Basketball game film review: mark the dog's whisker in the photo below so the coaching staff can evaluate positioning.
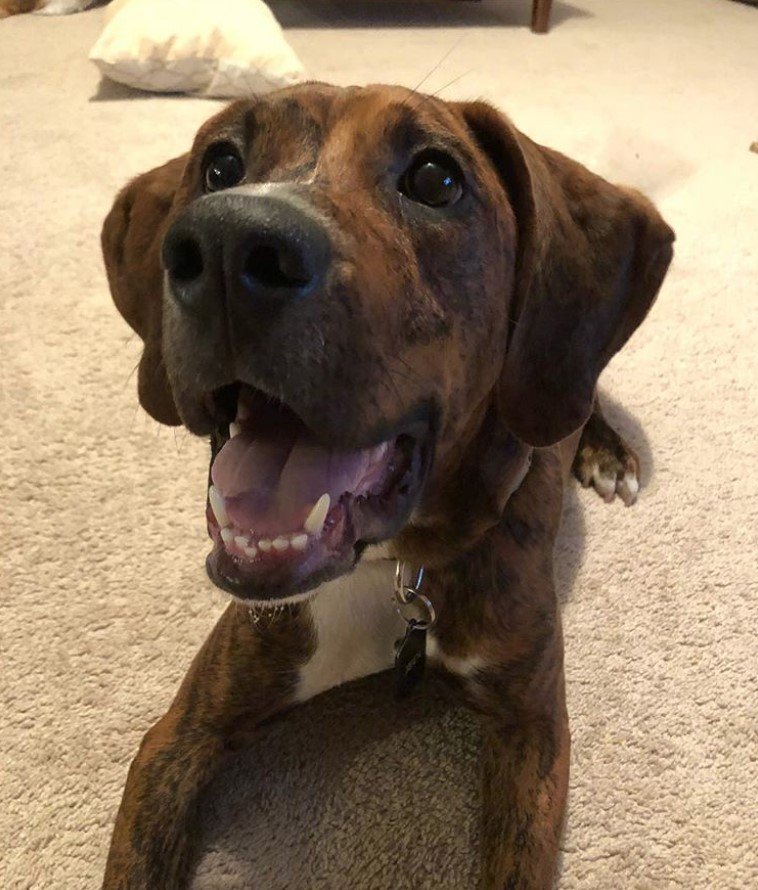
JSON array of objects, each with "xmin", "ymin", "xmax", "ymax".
[
  {"xmin": 123, "ymin": 360, "xmax": 140, "ymax": 389},
  {"xmin": 404, "ymin": 38, "xmax": 466, "ymax": 105},
  {"xmin": 408, "ymin": 70, "xmax": 473, "ymax": 112},
  {"xmin": 390, "ymin": 354, "xmax": 424, "ymax": 386},
  {"xmin": 172, "ymin": 427, "xmax": 191, "ymax": 454},
  {"xmin": 378, "ymin": 367, "xmax": 409, "ymax": 416},
  {"xmin": 385, "ymin": 366, "xmax": 417, "ymax": 384}
]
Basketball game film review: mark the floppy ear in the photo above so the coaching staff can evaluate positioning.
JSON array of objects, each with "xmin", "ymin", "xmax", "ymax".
[
  {"xmin": 457, "ymin": 102, "xmax": 675, "ymax": 447},
  {"xmin": 102, "ymin": 154, "xmax": 188, "ymax": 426}
]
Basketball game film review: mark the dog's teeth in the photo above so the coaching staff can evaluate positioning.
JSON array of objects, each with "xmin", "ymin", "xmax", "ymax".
[
  {"xmin": 208, "ymin": 485, "xmax": 230, "ymax": 528},
  {"xmin": 244, "ymin": 545, "xmax": 258, "ymax": 558},
  {"xmin": 229, "ymin": 422, "xmax": 241, "ymax": 439},
  {"xmin": 236, "ymin": 402, "xmax": 249, "ymax": 422},
  {"xmin": 291, "ymin": 534, "xmax": 309, "ymax": 551},
  {"xmin": 258, "ymin": 539, "xmax": 272, "ymax": 552},
  {"xmin": 234, "ymin": 535, "xmax": 250, "ymax": 548},
  {"xmin": 272, "ymin": 536, "xmax": 289, "ymax": 551},
  {"xmin": 220, "ymin": 528, "xmax": 235, "ymax": 545},
  {"xmin": 304, "ymin": 493, "xmax": 330, "ymax": 535}
]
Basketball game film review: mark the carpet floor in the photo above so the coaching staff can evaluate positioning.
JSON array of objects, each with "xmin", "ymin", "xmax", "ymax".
[{"xmin": 1, "ymin": 0, "xmax": 756, "ymax": 887}]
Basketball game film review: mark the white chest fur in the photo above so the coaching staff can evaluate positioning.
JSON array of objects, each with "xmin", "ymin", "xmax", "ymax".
[{"xmin": 295, "ymin": 560, "xmax": 405, "ymax": 703}]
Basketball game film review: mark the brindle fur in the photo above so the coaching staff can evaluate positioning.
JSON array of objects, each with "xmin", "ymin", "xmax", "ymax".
[{"xmin": 100, "ymin": 84, "xmax": 674, "ymax": 889}]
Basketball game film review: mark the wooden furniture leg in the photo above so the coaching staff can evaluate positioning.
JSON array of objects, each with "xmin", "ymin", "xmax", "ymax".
[{"xmin": 531, "ymin": 0, "xmax": 553, "ymax": 33}]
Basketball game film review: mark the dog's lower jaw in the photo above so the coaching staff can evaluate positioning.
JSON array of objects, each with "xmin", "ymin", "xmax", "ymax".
[
  {"xmin": 230, "ymin": 535, "xmax": 397, "ymax": 615},
  {"xmin": 232, "ymin": 589, "xmax": 319, "ymax": 614}
]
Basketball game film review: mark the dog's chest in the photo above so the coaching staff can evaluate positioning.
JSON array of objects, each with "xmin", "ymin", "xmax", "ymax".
[
  {"xmin": 295, "ymin": 560, "xmax": 403, "ymax": 702},
  {"xmin": 295, "ymin": 556, "xmax": 486, "ymax": 703}
]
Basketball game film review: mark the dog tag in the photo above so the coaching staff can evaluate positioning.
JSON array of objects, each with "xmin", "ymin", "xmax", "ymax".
[{"xmin": 394, "ymin": 620, "xmax": 427, "ymax": 698}]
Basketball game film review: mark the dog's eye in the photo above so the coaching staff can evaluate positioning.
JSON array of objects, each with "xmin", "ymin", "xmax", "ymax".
[
  {"xmin": 401, "ymin": 152, "xmax": 464, "ymax": 208},
  {"xmin": 204, "ymin": 145, "xmax": 245, "ymax": 193}
]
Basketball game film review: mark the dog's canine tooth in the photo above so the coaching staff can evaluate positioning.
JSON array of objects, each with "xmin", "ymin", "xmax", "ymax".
[
  {"xmin": 304, "ymin": 493, "xmax": 330, "ymax": 535},
  {"xmin": 258, "ymin": 539, "xmax": 272, "ymax": 552},
  {"xmin": 272, "ymin": 537, "xmax": 289, "ymax": 551},
  {"xmin": 229, "ymin": 422, "xmax": 241, "ymax": 439},
  {"xmin": 220, "ymin": 528, "xmax": 235, "ymax": 545},
  {"xmin": 234, "ymin": 534, "xmax": 250, "ymax": 548},
  {"xmin": 291, "ymin": 534, "xmax": 309, "ymax": 551},
  {"xmin": 208, "ymin": 485, "xmax": 230, "ymax": 528}
]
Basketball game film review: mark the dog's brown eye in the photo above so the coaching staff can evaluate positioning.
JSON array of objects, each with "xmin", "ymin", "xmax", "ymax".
[
  {"xmin": 402, "ymin": 152, "xmax": 463, "ymax": 208},
  {"xmin": 204, "ymin": 146, "xmax": 245, "ymax": 193}
]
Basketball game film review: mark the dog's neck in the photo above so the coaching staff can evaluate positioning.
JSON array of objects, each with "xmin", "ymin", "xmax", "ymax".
[{"xmin": 393, "ymin": 432, "xmax": 534, "ymax": 570}]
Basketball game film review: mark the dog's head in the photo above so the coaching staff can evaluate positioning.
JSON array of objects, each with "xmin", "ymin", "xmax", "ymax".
[{"xmin": 102, "ymin": 83, "xmax": 673, "ymax": 601}]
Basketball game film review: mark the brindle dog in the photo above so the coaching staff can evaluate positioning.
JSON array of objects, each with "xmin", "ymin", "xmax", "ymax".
[{"xmin": 100, "ymin": 83, "xmax": 674, "ymax": 889}]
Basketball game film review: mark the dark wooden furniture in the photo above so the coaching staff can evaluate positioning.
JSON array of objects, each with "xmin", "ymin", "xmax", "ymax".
[{"xmin": 532, "ymin": 0, "xmax": 553, "ymax": 33}]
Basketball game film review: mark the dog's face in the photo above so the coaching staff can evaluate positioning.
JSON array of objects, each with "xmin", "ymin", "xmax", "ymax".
[
  {"xmin": 103, "ymin": 83, "xmax": 673, "ymax": 601},
  {"xmin": 162, "ymin": 85, "xmax": 518, "ymax": 599}
]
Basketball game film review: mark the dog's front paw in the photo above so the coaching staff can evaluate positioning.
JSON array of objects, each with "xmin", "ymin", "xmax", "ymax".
[{"xmin": 573, "ymin": 416, "xmax": 640, "ymax": 506}]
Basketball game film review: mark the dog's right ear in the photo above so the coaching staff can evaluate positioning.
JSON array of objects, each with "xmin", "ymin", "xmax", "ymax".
[{"xmin": 102, "ymin": 155, "xmax": 188, "ymax": 426}]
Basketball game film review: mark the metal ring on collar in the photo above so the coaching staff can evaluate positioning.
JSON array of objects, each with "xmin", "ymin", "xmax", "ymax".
[
  {"xmin": 393, "ymin": 562, "xmax": 435, "ymax": 630},
  {"xmin": 394, "ymin": 589, "xmax": 437, "ymax": 631},
  {"xmin": 394, "ymin": 562, "xmax": 425, "ymax": 604}
]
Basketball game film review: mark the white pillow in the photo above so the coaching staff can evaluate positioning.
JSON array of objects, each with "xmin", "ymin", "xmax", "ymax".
[
  {"xmin": 35, "ymin": 0, "xmax": 95, "ymax": 14},
  {"xmin": 89, "ymin": 0, "xmax": 305, "ymax": 98}
]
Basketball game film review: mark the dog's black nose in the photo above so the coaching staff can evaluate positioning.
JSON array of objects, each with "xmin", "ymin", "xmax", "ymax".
[{"xmin": 162, "ymin": 191, "xmax": 331, "ymax": 313}]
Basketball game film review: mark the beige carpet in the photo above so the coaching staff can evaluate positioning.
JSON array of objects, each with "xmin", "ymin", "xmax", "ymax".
[{"xmin": 2, "ymin": 1, "xmax": 757, "ymax": 887}]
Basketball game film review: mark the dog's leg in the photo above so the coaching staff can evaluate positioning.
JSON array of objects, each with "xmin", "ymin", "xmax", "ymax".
[
  {"xmin": 477, "ymin": 700, "xmax": 569, "ymax": 889},
  {"xmin": 102, "ymin": 600, "xmax": 315, "ymax": 890},
  {"xmin": 436, "ymin": 641, "xmax": 568, "ymax": 890},
  {"xmin": 103, "ymin": 562, "xmax": 401, "ymax": 890},
  {"xmin": 430, "ymin": 450, "xmax": 570, "ymax": 889},
  {"xmin": 573, "ymin": 397, "xmax": 640, "ymax": 505},
  {"xmin": 472, "ymin": 624, "xmax": 569, "ymax": 890}
]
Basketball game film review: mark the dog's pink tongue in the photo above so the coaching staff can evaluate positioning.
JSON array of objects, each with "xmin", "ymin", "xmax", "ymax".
[
  {"xmin": 211, "ymin": 430, "xmax": 371, "ymax": 533},
  {"xmin": 212, "ymin": 435, "xmax": 291, "ymax": 502}
]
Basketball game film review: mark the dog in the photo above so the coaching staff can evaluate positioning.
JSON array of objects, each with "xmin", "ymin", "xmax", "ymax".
[{"xmin": 99, "ymin": 82, "xmax": 674, "ymax": 889}]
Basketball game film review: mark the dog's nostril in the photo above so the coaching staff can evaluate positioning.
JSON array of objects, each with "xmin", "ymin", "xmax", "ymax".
[
  {"xmin": 166, "ymin": 238, "xmax": 204, "ymax": 283},
  {"xmin": 242, "ymin": 242, "xmax": 312, "ymax": 293}
]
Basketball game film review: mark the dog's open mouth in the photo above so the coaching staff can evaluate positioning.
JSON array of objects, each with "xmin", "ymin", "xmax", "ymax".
[{"xmin": 204, "ymin": 383, "xmax": 432, "ymax": 601}]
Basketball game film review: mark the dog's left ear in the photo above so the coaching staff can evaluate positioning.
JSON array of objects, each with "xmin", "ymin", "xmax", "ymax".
[
  {"xmin": 101, "ymin": 155, "xmax": 188, "ymax": 426},
  {"xmin": 456, "ymin": 102, "xmax": 675, "ymax": 447}
]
